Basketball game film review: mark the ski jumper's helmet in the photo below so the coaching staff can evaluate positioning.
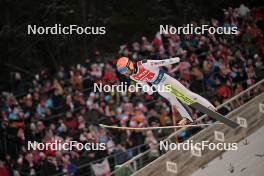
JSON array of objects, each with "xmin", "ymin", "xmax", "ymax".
[{"xmin": 116, "ymin": 57, "xmax": 133, "ymax": 74}]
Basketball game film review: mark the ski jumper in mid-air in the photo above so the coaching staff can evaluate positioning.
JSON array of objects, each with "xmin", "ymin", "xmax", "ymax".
[{"xmin": 116, "ymin": 57, "xmax": 217, "ymax": 125}]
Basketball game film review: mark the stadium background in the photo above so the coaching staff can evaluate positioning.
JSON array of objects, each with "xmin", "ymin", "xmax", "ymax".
[
  {"xmin": 1, "ymin": 0, "xmax": 263, "ymax": 83},
  {"xmin": 0, "ymin": 0, "xmax": 264, "ymax": 176}
]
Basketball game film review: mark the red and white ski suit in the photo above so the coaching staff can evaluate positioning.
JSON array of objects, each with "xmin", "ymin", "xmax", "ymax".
[{"xmin": 130, "ymin": 57, "xmax": 215, "ymax": 122}]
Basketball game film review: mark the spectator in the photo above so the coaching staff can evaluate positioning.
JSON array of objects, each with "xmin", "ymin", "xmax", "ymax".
[{"xmin": 0, "ymin": 161, "xmax": 9, "ymax": 176}]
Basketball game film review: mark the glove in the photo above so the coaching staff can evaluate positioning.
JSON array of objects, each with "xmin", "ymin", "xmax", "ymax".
[{"xmin": 179, "ymin": 57, "xmax": 189, "ymax": 62}]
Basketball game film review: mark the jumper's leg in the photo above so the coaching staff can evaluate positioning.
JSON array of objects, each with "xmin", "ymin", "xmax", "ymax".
[
  {"xmin": 157, "ymin": 89, "xmax": 193, "ymax": 123},
  {"xmin": 164, "ymin": 76, "xmax": 216, "ymax": 110}
]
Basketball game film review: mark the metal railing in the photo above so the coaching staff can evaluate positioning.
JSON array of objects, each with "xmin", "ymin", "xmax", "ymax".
[{"xmin": 111, "ymin": 78, "xmax": 264, "ymax": 175}]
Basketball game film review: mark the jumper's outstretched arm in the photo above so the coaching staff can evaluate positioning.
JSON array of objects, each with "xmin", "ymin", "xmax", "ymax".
[{"xmin": 145, "ymin": 57, "xmax": 180, "ymax": 67}]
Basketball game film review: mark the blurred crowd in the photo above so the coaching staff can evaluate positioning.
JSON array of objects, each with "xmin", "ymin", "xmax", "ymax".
[{"xmin": 0, "ymin": 4, "xmax": 264, "ymax": 176}]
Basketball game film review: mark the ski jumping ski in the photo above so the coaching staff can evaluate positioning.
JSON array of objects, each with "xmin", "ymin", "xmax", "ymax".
[{"xmin": 99, "ymin": 122, "xmax": 224, "ymax": 130}]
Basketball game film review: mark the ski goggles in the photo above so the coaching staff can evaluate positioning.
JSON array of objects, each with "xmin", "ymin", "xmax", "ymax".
[{"xmin": 118, "ymin": 67, "xmax": 129, "ymax": 74}]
